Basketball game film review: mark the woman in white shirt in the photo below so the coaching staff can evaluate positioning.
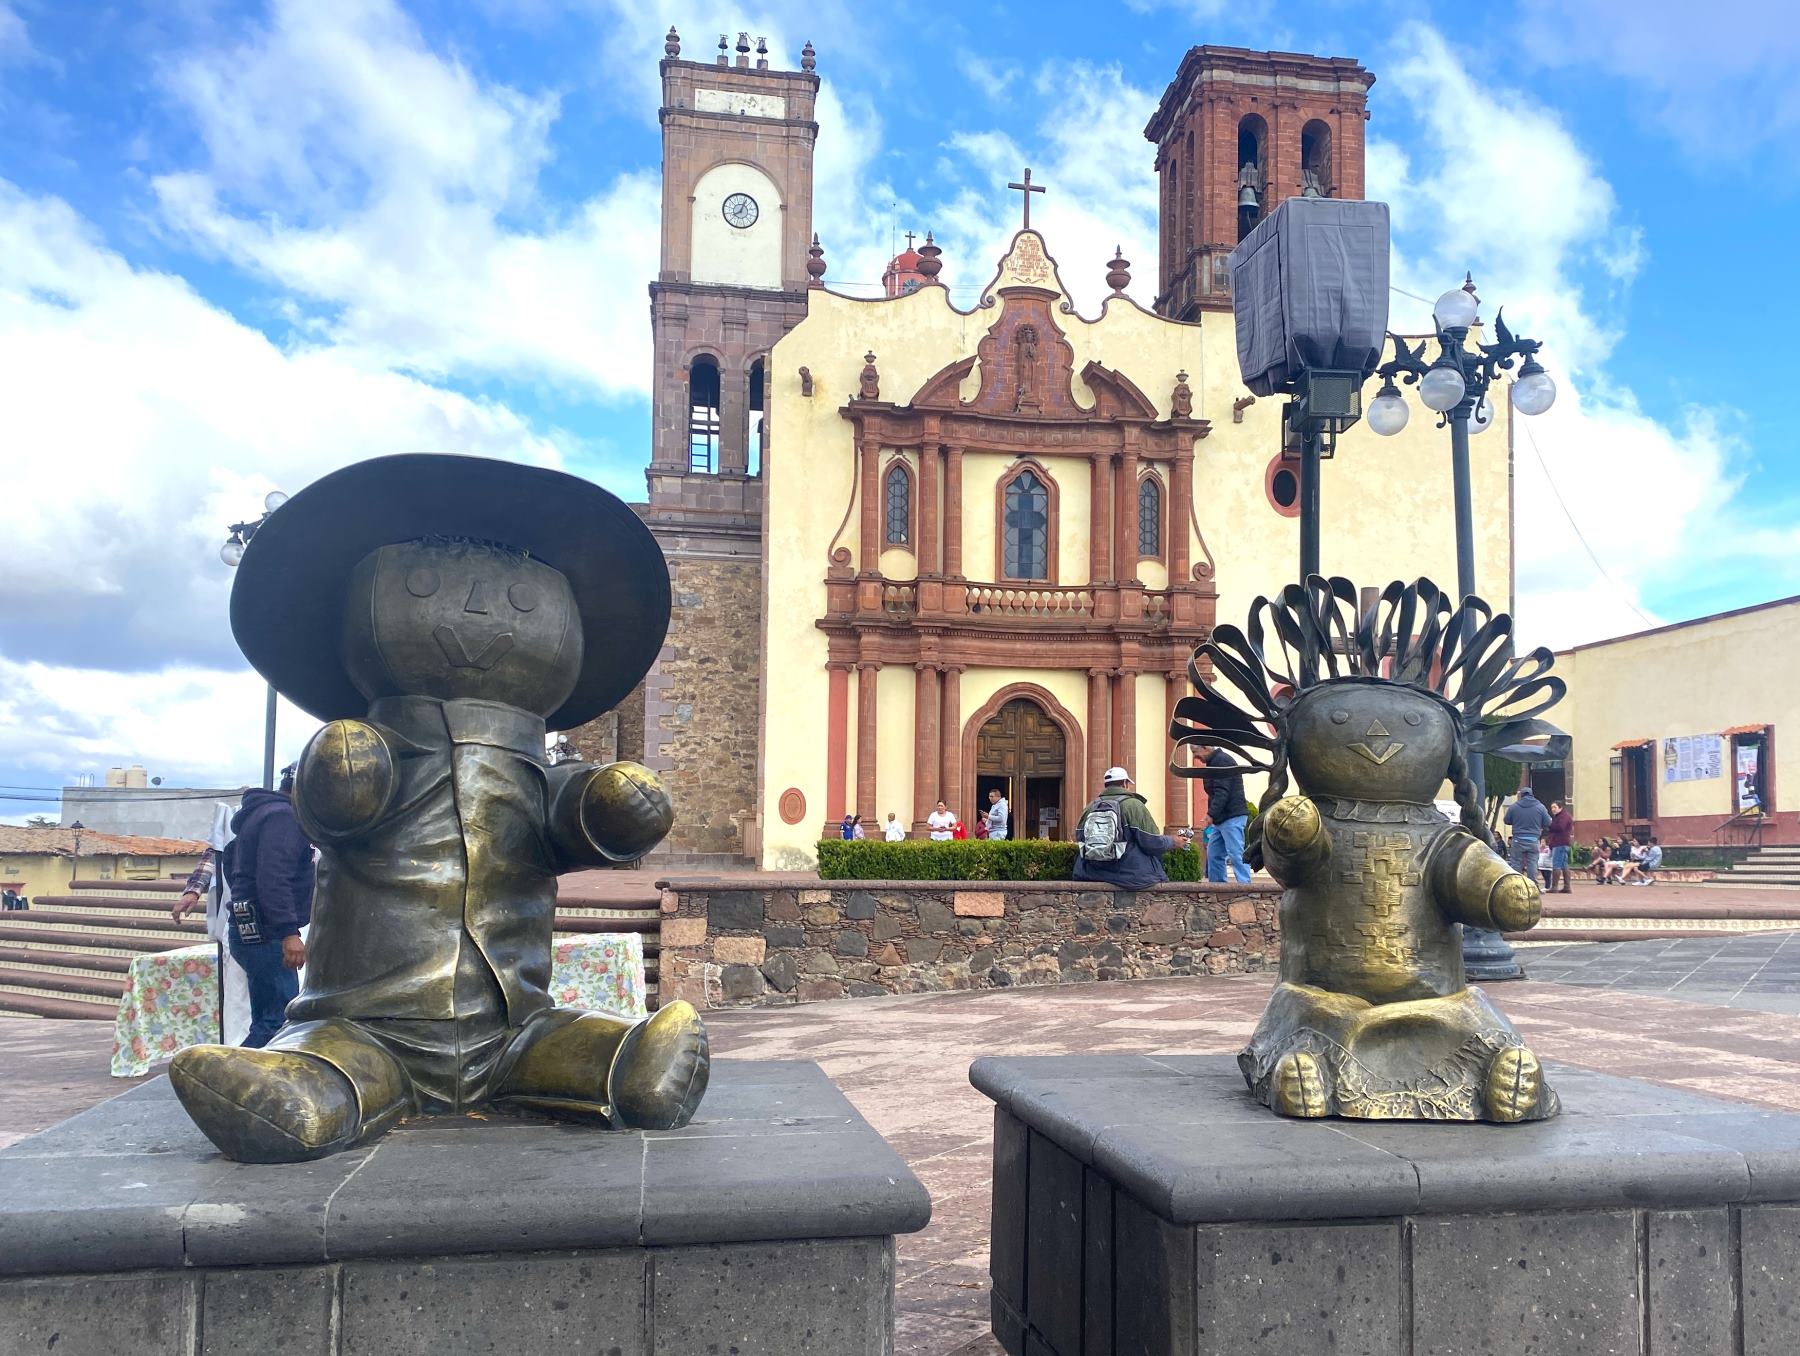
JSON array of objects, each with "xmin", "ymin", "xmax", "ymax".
[{"xmin": 926, "ymin": 799, "xmax": 956, "ymax": 841}]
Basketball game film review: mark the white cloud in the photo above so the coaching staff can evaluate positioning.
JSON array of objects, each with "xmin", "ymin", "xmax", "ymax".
[
  {"xmin": 1519, "ymin": 0, "xmax": 1800, "ymax": 169},
  {"xmin": 930, "ymin": 61, "xmax": 1161, "ymax": 315},
  {"xmin": 0, "ymin": 663, "xmax": 317, "ymax": 791},
  {"xmin": 0, "ymin": 3, "xmax": 27, "ymax": 63},
  {"xmin": 0, "ymin": 179, "xmax": 565, "ymax": 685},
  {"xmin": 1363, "ymin": 22, "xmax": 1800, "ymax": 651},
  {"xmin": 149, "ymin": 0, "xmax": 659, "ymax": 400}
]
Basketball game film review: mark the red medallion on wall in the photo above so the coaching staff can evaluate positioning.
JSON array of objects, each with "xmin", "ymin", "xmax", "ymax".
[{"xmin": 778, "ymin": 787, "xmax": 807, "ymax": 825}]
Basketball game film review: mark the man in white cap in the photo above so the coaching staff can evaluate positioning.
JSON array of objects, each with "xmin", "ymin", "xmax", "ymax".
[{"xmin": 1073, "ymin": 767, "xmax": 1193, "ymax": 889}]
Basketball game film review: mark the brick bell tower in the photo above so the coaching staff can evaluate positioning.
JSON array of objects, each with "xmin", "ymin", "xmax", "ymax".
[
  {"xmin": 614, "ymin": 29, "xmax": 818, "ymax": 863},
  {"xmin": 1144, "ymin": 46, "xmax": 1374, "ymax": 320}
]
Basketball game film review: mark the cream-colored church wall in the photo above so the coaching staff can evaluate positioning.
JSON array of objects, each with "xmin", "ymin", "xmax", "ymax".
[
  {"xmin": 758, "ymin": 251, "xmax": 1516, "ymax": 868},
  {"xmin": 690, "ymin": 163, "xmax": 783, "ymax": 290},
  {"xmin": 1555, "ymin": 600, "xmax": 1800, "ymax": 835},
  {"xmin": 873, "ymin": 663, "xmax": 916, "ymax": 827}
]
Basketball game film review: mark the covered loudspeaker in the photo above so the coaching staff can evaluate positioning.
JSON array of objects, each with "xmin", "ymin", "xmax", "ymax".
[{"xmin": 1227, "ymin": 198, "xmax": 1391, "ymax": 397}]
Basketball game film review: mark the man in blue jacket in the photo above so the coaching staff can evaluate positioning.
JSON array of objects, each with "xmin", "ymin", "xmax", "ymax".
[{"xmin": 224, "ymin": 767, "xmax": 315, "ymax": 1048}]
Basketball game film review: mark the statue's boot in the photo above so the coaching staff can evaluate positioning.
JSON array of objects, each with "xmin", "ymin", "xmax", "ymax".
[
  {"xmin": 495, "ymin": 1001, "xmax": 711, "ymax": 1131},
  {"xmin": 169, "ymin": 1019, "xmax": 414, "ymax": 1163},
  {"xmin": 1272, "ymin": 1052, "xmax": 1330, "ymax": 1118}
]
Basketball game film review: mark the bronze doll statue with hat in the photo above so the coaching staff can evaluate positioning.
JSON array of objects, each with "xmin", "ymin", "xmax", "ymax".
[
  {"xmin": 171, "ymin": 453, "xmax": 709, "ymax": 1162},
  {"xmin": 1173, "ymin": 577, "xmax": 1566, "ymax": 1123}
]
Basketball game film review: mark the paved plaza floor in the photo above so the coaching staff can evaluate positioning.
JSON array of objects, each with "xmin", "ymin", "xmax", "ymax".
[{"xmin": 6, "ymin": 933, "xmax": 1800, "ymax": 1355}]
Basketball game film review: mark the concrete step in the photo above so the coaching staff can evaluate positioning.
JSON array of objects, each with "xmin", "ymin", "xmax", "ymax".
[
  {"xmin": 0, "ymin": 946, "xmax": 135, "ymax": 979},
  {"xmin": 0, "ymin": 924, "xmax": 185, "ymax": 956},
  {"xmin": 0, "ymin": 913, "xmax": 202, "ymax": 945},
  {"xmin": 0, "ymin": 979, "xmax": 117, "ymax": 1011},
  {"xmin": 68, "ymin": 878, "xmax": 189, "ymax": 894},
  {"xmin": 0, "ymin": 966, "xmax": 126, "ymax": 1002},
  {"xmin": 0, "ymin": 992, "xmax": 112, "ymax": 1020}
]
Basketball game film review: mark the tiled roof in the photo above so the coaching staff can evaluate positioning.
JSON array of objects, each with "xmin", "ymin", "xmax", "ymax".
[{"xmin": 0, "ymin": 826, "xmax": 207, "ymax": 858}]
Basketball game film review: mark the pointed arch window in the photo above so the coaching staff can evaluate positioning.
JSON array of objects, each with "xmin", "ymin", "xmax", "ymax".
[
  {"xmin": 998, "ymin": 463, "xmax": 1057, "ymax": 582},
  {"xmin": 883, "ymin": 459, "xmax": 913, "ymax": 547},
  {"xmin": 1137, "ymin": 472, "xmax": 1163, "ymax": 559}
]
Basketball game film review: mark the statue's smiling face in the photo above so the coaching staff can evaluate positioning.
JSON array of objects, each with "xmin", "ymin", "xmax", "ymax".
[
  {"xmin": 341, "ymin": 539, "xmax": 582, "ymax": 715},
  {"xmin": 1287, "ymin": 684, "xmax": 1456, "ymax": 803}
]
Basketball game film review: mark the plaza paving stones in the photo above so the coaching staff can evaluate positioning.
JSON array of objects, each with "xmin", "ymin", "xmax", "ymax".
[{"xmin": 6, "ymin": 932, "xmax": 1800, "ymax": 1355}]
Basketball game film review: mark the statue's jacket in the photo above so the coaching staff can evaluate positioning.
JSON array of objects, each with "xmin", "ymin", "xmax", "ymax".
[{"xmin": 291, "ymin": 694, "xmax": 567, "ymax": 1032}]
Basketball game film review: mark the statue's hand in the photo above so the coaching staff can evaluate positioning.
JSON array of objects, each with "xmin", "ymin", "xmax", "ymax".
[
  {"xmin": 1261, "ymin": 795, "xmax": 1323, "ymax": 856},
  {"xmin": 575, "ymin": 761, "xmax": 674, "ymax": 862},
  {"xmin": 1489, "ymin": 872, "xmax": 1543, "ymax": 933},
  {"xmin": 296, "ymin": 719, "xmax": 396, "ymax": 838}
]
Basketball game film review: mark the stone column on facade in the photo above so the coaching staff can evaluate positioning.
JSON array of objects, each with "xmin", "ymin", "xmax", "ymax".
[
  {"xmin": 1092, "ymin": 452, "xmax": 1116, "ymax": 621},
  {"xmin": 943, "ymin": 444, "xmax": 965, "ymax": 614},
  {"xmin": 1165, "ymin": 668, "xmax": 1187, "ymax": 830},
  {"xmin": 856, "ymin": 661, "xmax": 880, "ymax": 821},
  {"xmin": 1086, "ymin": 669, "xmax": 1112, "ymax": 795},
  {"xmin": 1111, "ymin": 669, "xmax": 1137, "ymax": 773},
  {"xmin": 911, "ymin": 663, "xmax": 941, "ymax": 834},
  {"xmin": 857, "ymin": 431, "xmax": 881, "ymax": 576},
  {"xmin": 1115, "ymin": 439, "xmax": 1140, "ymax": 583},
  {"xmin": 1170, "ymin": 447, "xmax": 1193, "ymax": 584},
  {"xmin": 719, "ymin": 353, "xmax": 748, "ymax": 475},
  {"xmin": 939, "ymin": 665, "xmax": 964, "ymax": 821},
  {"xmin": 825, "ymin": 661, "xmax": 852, "ymax": 823},
  {"xmin": 919, "ymin": 443, "xmax": 941, "ymax": 577}
]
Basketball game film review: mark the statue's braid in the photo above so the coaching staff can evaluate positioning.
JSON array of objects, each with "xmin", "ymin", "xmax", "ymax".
[{"xmin": 1447, "ymin": 739, "xmax": 1495, "ymax": 849}]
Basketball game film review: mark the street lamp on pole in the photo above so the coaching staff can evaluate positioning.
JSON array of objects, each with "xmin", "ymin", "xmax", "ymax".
[
  {"xmin": 220, "ymin": 490, "xmax": 288, "ymax": 791},
  {"xmin": 1369, "ymin": 275, "xmax": 1558, "ymax": 981}
]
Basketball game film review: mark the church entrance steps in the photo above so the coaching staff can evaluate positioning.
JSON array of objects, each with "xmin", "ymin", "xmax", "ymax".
[
  {"xmin": 1502, "ymin": 883, "xmax": 1800, "ymax": 942},
  {"xmin": 1699, "ymin": 843, "xmax": 1800, "ymax": 889},
  {"xmin": 0, "ymin": 880, "xmax": 666, "ymax": 1020}
]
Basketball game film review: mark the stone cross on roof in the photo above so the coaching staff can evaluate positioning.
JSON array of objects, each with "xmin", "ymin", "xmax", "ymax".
[{"xmin": 1007, "ymin": 168, "xmax": 1046, "ymax": 229}]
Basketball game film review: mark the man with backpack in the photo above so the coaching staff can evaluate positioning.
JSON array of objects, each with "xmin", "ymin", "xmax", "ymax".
[
  {"xmin": 1073, "ymin": 767, "xmax": 1193, "ymax": 889},
  {"xmin": 223, "ymin": 766, "xmax": 315, "ymax": 1048}
]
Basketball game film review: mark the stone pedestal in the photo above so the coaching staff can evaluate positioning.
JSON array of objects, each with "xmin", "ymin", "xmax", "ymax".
[
  {"xmin": 973, "ymin": 1053, "xmax": 1800, "ymax": 1356},
  {"xmin": 0, "ymin": 1060, "xmax": 929, "ymax": 1356}
]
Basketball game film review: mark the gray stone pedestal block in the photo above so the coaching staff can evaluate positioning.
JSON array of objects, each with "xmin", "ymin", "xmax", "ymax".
[
  {"xmin": 0, "ymin": 1060, "xmax": 929, "ymax": 1356},
  {"xmin": 973, "ymin": 1053, "xmax": 1800, "ymax": 1356}
]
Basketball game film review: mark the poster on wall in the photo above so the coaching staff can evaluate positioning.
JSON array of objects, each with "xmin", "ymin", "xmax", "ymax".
[
  {"xmin": 1663, "ymin": 734, "xmax": 1724, "ymax": 783},
  {"xmin": 1737, "ymin": 744, "xmax": 1763, "ymax": 812}
]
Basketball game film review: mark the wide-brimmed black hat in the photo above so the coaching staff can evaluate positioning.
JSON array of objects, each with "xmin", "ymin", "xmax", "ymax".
[{"xmin": 230, "ymin": 453, "xmax": 669, "ymax": 731}]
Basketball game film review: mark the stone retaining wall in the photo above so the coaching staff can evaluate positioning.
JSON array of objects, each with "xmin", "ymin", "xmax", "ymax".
[{"xmin": 654, "ymin": 876, "xmax": 1282, "ymax": 1008}]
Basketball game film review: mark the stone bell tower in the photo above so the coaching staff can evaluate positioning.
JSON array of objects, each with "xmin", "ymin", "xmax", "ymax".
[
  {"xmin": 607, "ymin": 29, "xmax": 819, "ymax": 863},
  {"xmin": 1144, "ymin": 46, "xmax": 1374, "ymax": 320}
]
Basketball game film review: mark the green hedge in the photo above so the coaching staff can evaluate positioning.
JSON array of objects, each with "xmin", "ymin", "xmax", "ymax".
[{"xmin": 816, "ymin": 838, "xmax": 1205, "ymax": 882}]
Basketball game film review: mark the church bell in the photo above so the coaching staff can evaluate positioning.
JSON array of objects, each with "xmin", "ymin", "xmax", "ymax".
[{"xmin": 1238, "ymin": 184, "xmax": 1259, "ymax": 209}]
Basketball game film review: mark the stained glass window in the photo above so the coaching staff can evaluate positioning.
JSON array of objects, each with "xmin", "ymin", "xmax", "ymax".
[
  {"xmin": 884, "ymin": 463, "xmax": 910, "ymax": 545},
  {"xmin": 1003, "ymin": 470, "xmax": 1050, "ymax": 579},
  {"xmin": 1138, "ymin": 476, "xmax": 1161, "ymax": 557}
]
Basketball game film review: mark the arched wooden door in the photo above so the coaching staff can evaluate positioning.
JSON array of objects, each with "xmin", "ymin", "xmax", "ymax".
[{"xmin": 974, "ymin": 698, "xmax": 1067, "ymax": 840}]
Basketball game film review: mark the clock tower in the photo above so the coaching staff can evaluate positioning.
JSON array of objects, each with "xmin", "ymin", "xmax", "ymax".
[
  {"xmin": 622, "ymin": 30, "xmax": 819, "ymax": 863},
  {"xmin": 647, "ymin": 29, "xmax": 819, "ymax": 507}
]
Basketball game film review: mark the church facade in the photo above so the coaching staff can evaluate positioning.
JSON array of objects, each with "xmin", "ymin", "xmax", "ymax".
[{"xmin": 599, "ymin": 35, "xmax": 1517, "ymax": 867}]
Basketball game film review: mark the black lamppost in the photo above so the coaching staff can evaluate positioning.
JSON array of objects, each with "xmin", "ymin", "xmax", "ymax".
[
  {"xmin": 1368, "ymin": 275, "xmax": 1559, "ymax": 981},
  {"xmin": 220, "ymin": 491, "xmax": 288, "ymax": 791}
]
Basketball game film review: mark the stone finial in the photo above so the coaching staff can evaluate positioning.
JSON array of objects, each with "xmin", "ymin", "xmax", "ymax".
[
  {"xmin": 755, "ymin": 36, "xmax": 769, "ymax": 70},
  {"xmin": 735, "ymin": 31, "xmax": 751, "ymax": 67},
  {"xmin": 807, "ymin": 233, "xmax": 827, "ymax": 287},
  {"xmin": 1106, "ymin": 245, "xmax": 1131, "ymax": 294},
  {"xmin": 859, "ymin": 352, "xmax": 880, "ymax": 402},
  {"xmin": 1171, "ymin": 370, "xmax": 1193, "ymax": 419},
  {"xmin": 801, "ymin": 40, "xmax": 817, "ymax": 72},
  {"xmin": 799, "ymin": 366, "xmax": 814, "ymax": 397},
  {"xmin": 664, "ymin": 26, "xmax": 680, "ymax": 58},
  {"xmin": 717, "ymin": 33, "xmax": 729, "ymax": 65},
  {"xmin": 916, "ymin": 231, "xmax": 943, "ymax": 281}
]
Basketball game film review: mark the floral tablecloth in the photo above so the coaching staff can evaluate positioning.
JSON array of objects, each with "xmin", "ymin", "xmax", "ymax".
[{"xmin": 110, "ymin": 933, "xmax": 647, "ymax": 1078}]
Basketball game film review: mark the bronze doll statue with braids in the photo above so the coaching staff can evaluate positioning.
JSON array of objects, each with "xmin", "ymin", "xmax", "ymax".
[{"xmin": 1173, "ymin": 578, "xmax": 1566, "ymax": 1122}]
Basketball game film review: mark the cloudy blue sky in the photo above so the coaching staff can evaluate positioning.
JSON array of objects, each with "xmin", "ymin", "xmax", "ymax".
[{"xmin": 2, "ymin": 0, "xmax": 1796, "ymax": 818}]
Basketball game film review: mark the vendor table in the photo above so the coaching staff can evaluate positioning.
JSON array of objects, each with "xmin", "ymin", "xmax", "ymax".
[{"xmin": 110, "ymin": 933, "xmax": 647, "ymax": 1078}]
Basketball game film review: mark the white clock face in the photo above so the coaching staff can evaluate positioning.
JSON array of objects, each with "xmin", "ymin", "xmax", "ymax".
[{"xmin": 722, "ymin": 192, "xmax": 759, "ymax": 229}]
